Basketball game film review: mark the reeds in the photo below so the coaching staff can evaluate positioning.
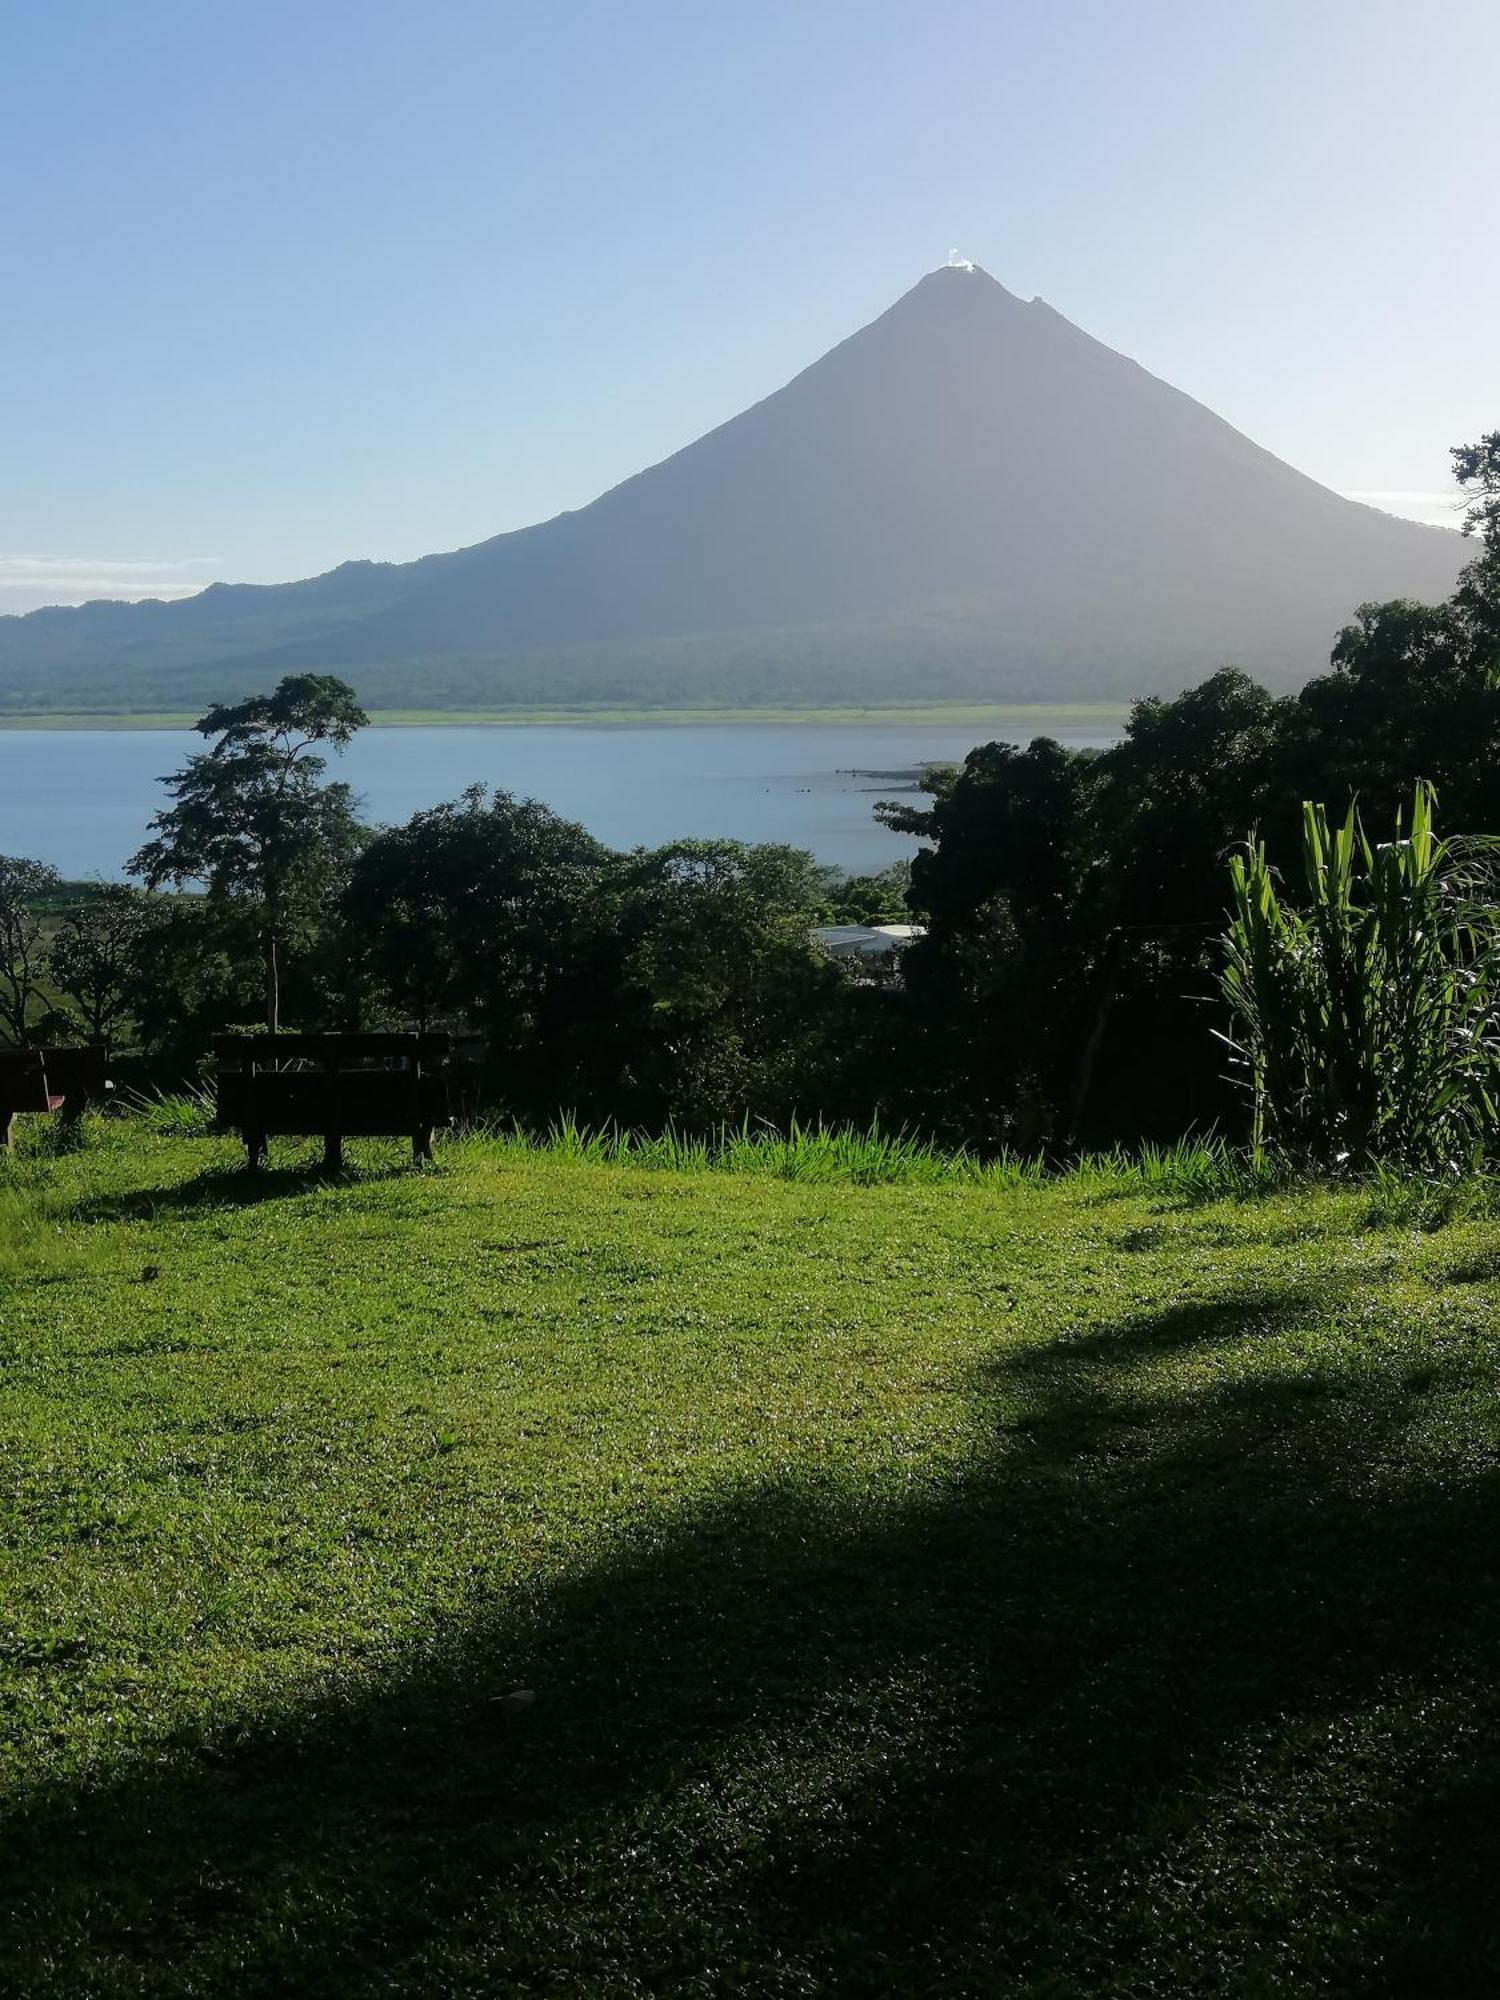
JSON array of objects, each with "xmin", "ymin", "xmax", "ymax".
[{"xmin": 1220, "ymin": 783, "xmax": 1500, "ymax": 1173}]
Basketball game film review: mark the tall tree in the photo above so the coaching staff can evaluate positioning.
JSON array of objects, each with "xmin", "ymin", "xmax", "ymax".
[
  {"xmin": 1454, "ymin": 431, "xmax": 1500, "ymax": 553},
  {"xmin": 0, "ymin": 856, "xmax": 61, "ymax": 1048},
  {"xmin": 49, "ymin": 885, "xmax": 160, "ymax": 1050},
  {"xmin": 130, "ymin": 675, "xmax": 368, "ymax": 1031},
  {"xmin": 1452, "ymin": 431, "xmax": 1500, "ymax": 664}
]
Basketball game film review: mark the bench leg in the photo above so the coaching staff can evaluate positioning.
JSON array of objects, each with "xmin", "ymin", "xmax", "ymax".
[
  {"xmin": 0, "ymin": 1112, "xmax": 13, "ymax": 1152},
  {"xmin": 324, "ymin": 1130, "xmax": 344, "ymax": 1174},
  {"xmin": 413, "ymin": 1124, "xmax": 433, "ymax": 1164},
  {"xmin": 245, "ymin": 1129, "xmax": 267, "ymax": 1171}
]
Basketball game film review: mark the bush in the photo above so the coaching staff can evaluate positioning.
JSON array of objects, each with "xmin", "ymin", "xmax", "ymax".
[{"xmin": 1219, "ymin": 783, "xmax": 1500, "ymax": 1172}]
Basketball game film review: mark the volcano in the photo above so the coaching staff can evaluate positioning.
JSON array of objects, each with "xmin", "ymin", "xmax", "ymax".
[{"xmin": 0, "ymin": 265, "xmax": 1464, "ymax": 713}]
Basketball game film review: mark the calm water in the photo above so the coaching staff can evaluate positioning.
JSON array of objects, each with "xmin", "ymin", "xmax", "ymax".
[{"xmin": 0, "ymin": 720, "xmax": 1121, "ymax": 879}]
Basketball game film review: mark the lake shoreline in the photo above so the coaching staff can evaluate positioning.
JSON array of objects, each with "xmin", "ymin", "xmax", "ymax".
[
  {"xmin": 3, "ymin": 716, "xmax": 1127, "ymax": 878},
  {"xmin": 0, "ymin": 701, "xmax": 1129, "ymax": 733}
]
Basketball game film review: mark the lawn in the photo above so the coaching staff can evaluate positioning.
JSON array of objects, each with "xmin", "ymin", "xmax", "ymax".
[{"xmin": 3, "ymin": 1125, "xmax": 1499, "ymax": 1993}]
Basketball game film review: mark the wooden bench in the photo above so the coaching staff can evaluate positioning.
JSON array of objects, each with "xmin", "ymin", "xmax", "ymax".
[
  {"xmin": 213, "ymin": 1033, "xmax": 451, "ymax": 1170},
  {"xmin": 0, "ymin": 1044, "xmax": 112, "ymax": 1149}
]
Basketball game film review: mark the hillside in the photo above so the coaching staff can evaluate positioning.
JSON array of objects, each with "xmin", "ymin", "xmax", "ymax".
[
  {"xmin": 0, "ymin": 266, "xmax": 1464, "ymax": 715},
  {"xmin": 4, "ymin": 1123, "xmax": 1500, "ymax": 1991}
]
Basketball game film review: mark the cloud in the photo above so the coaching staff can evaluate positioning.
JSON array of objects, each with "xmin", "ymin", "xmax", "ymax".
[
  {"xmin": 0, "ymin": 554, "xmax": 222, "ymax": 616},
  {"xmin": 1343, "ymin": 490, "xmax": 1468, "ymax": 531}
]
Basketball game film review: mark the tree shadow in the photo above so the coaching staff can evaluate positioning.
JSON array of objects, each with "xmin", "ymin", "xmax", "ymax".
[
  {"xmin": 6, "ymin": 1275, "xmax": 1500, "ymax": 1992},
  {"xmin": 68, "ymin": 1158, "xmax": 420, "ymax": 1224}
]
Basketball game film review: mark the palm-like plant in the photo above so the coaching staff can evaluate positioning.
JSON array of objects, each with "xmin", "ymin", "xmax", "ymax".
[{"xmin": 1219, "ymin": 783, "xmax": 1500, "ymax": 1172}]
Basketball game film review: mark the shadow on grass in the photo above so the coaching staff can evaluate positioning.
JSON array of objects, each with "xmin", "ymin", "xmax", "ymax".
[
  {"xmin": 6, "ymin": 1279, "xmax": 1500, "ymax": 1993},
  {"xmin": 68, "ymin": 1157, "xmax": 421, "ymax": 1224}
]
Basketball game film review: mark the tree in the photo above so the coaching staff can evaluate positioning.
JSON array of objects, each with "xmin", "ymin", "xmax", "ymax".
[
  {"xmin": 345, "ymin": 804, "xmax": 856, "ymax": 1129},
  {"xmin": 1451, "ymin": 432, "xmax": 1500, "ymax": 665},
  {"xmin": 340, "ymin": 787, "xmax": 612, "ymax": 1108},
  {"xmin": 594, "ymin": 839, "xmax": 849, "ymax": 1129},
  {"xmin": 48, "ymin": 885, "xmax": 160, "ymax": 1050},
  {"xmin": 1454, "ymin": 431, "xmax": 1500, "ymax": 554},
  {"xmin": 874, "ymin": 439, "xmax": 1500, "ymax": 1152},
  {"xmin": 876, "ymin": 739, "xmax": 1099, "ymax": 1146},
  {"xmin": 123, "ymin": 897, "xmax": 266, "ymax": 1077},
  {"xmin": 1286, "ymin": 436, "xmax": 1500, "ymax": 833},
  {"xmin": 818, "ymin": 861, "xmax": 913, "ymax": 924},
  {"xmin": 130, "ymin": 675, "xmax": 368, "ymax": 1032},
  {"xmin": 0, "ymin": 856, "xmax": 62, "ymax": 1047}
]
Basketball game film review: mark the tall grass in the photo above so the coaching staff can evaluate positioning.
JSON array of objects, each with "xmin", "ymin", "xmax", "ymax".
[
  {"xmin": 469, "ymin": 1113, "xmax": 1027, "ymax": 1185},
  {"xmin": 116, "ymin": 1084, "xmax": 218, "ymax": 1138},
  {"xmin": 456, "ymin": 1114, "xmax": 1265, "ymax": 1197},
  {"xmin": 1220, "ymin": 783, "xmax": 1500, "ymax": 1173}
]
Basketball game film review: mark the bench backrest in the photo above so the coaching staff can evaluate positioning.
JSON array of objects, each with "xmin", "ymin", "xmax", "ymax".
[
  {"xmin": 214, "ymin": 1032, "xmax": 449, "ymax": 1068},
  {"xmin": 36, "ymin": 1045, "xmax": 110, "ymax": 1099},
  {"xmin": 213, "ymin": 1034, "xmax": 451, "ymax": 1142},
  {"xmin": 0, "ymin": 1049, "xmax": 52, "ymax": 1114},
  {"xmin": 0, "ymin": 1045, "xmax": 108, "ymax": 1111}
]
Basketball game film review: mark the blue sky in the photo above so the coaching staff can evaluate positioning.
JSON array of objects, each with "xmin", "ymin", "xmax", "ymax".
[{"xmin": 3, "ymin": 0, "xmax": 1495, "ymax": 612}]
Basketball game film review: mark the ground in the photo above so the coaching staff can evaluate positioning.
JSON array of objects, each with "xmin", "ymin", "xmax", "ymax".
[{"xmin": 3, "ymin": 1126, "xmax": 1499, "ymax": 1994}]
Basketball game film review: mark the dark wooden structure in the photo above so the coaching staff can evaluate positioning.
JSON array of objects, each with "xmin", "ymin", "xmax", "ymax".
[
  {"xmin": 213, "ymin": 1033, "xmax": 451, "ymax": 1170},
  {"xmin": 0, "ymin": 1044, "xmax": 112, "ymax": 1149}
]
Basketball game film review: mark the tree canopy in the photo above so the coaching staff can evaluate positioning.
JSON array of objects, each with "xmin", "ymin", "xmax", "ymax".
[{"xmin": 131, "ymin": 675, "xmax": 369, "ymax": 1031}]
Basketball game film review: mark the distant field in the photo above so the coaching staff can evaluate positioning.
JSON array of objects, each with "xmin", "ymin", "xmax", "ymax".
[
  {"xmin": 3, "ymin": 1119, "xmax": 1499, "ymax": 1991},
  {"xmin": 0, "ymin": 701, "xmax": 1130, "ymax": 732}
]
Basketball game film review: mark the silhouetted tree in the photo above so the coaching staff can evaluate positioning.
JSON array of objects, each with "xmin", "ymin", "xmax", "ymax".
[
  {"xmin": 1454, "ymin": 431, "xmax": 1500, "ymax": 553},
  {"xmin": 341, "ymin": 786, "xmax": 612, "ymax": 1101},
  {"xmin": 875, "ymin": 438, "xmax": 1500, "ymax": 1149},
  {"xmin": 48, "ymin": 885, "xmax": 161, "ymax": 1050},
  {"xmin": 593, "ymin": 839, "xmax": 846, "ymax": 1127},
  {"xmin": 131, "ymin": 675, "xmax": 368, "ymax": 1032},
  {"xmin": 123, "ymin": 898, "xmax": 265, "ymax": 1077},
  {"xmin": 0, "ymin": 856, "xmax": 62, "ymax": 1048},
  {"xmin": 877, "ymin": 738, "xmax": 1097, "ymax": 1145}
]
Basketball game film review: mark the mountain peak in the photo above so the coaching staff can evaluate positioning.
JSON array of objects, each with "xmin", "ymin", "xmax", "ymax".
[
  {"xmin": 0, "ymin": 267, "xmax": 1465, "ymax": 712},
  {"xmin": 910, "ymin": 258, "xmax": 1009, "ymax": 294},
  {"xmin": 874, "ymin": 262, "xmax": 1026, "ymax": 334}
]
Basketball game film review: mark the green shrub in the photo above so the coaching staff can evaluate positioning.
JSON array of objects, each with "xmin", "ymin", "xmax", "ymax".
[{"xmin": 1220, "ymin": 782, "xmax": 1500, "ymax": 1173}]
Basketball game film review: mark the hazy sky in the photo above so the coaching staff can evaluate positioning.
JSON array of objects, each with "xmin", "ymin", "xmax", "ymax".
[{"xmin": 3, "ymin": 0, "xmax": 1495, "ymax": 613}]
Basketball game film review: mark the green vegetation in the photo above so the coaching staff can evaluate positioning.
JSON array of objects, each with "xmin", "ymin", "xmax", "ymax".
[
  {"xmin": 1, "ymin": 1120, "xmax": 1498, "ymax": 1991},
  {"xmin": 130, "ymin": 675, "xmax": 368, "ymax": 1034},
  {"xmin": 886, "ymin": 445, "xmax": 1500, "ymax": 1151},
  {"xmin": 1222, "ymin": 785, "xmax": 1500, "ymax": 1171},
  {"xmin": 0, "ymin": 568, "xmax": 1237, "ymax": 718},
  {"xmin": 5, "ymin": 431, "xmax": 1500, "ymax": 1165}
]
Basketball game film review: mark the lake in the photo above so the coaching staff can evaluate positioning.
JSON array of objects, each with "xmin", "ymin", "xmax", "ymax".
[{"xmin": 0, "ymin": 718, "xmax": 1123, "ymax": 879}]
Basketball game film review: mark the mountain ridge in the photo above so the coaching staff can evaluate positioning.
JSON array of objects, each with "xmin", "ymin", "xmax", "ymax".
[{"xmin": 0, "ymin": 265, "xmax": 1464, "ymax": 713}]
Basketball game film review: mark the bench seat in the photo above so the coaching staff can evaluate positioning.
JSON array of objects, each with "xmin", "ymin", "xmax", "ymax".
[
  {"xmin": 214, "ymin": 1033, "xmax": 451, "ymax": 1168},
  {"xmin": 0, "ymin": 1046, "xmax": 111, "ymax": 1147}
]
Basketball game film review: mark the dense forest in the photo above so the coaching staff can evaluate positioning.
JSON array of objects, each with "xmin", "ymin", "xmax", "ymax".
[
  {"xmin": 4, "ymin": 433, "xmax": 1497, "ymax": 1163},
  {"xmin": 0, "ymin": 607, "xmax": 1208, "ymax": 719}
]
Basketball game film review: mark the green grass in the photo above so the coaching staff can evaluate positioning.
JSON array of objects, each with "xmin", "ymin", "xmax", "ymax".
[
  {"xmin": 0, "ymin": 701, "xmax": 1129, "ymax": 732},
  {"xmin": 3, "ymin": 1121, "xmax": 1500, "ymax": 1992}
]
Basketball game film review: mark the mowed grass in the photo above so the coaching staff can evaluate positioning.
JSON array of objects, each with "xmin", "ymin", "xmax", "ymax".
[{"xmin": 3, "ymin": 1126, "xmax": 1500, "ymax": 1993}]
